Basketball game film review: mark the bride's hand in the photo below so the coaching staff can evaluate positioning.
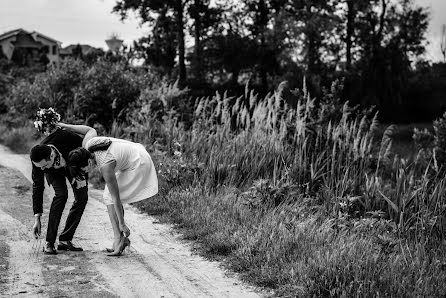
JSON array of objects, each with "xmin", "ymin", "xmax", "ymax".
[{"xmin": 119, "ymin": 222, "xmax": 131, "ymax": 237}]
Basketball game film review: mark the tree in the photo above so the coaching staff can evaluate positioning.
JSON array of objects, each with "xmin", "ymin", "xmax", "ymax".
[
  {"xmin": 113, "ymin": 0, "xmax": 187, "ymax": 86},
  {"xmin": 175, "ymin": 0, "xmax": 186, "ymax": 85},
  {"xmin": 345, "ymin": 0, "xmax": 355, "ymax": 71},
  {"xmin": 132, "ymin": 9, "xmax": 177, "ymax": 73},
  {"xmin": 202, "ymin": 33, "xmax": 257, "ymax": 86},
  {"xmin": 187, "ymin": 0, "xmax": 221, "ymax": 80},
  {"xmin": 238, "ymin": 0, "xmax": 289, "ymax": 92},
  {"xmin": 286, "ymin": 0, "xmax": 341, "ymax": 94},
  {"xmin": 350, "ymin": 0, "xmax": 429, "ymax": 120},
  {"xmin": 340, "ymin": 0, "xmax": 371, "ymax": 71},
  {"xmin": 441, "ymin": 24, "xmax": 446, "ymax": 63}
]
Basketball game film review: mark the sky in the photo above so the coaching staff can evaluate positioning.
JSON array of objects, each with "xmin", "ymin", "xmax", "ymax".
[
  {"xmin": 417, "ymin": 0, "xmax": 446, "ymax": 62},
  {"xmin": 0, "ymin": 0, "xmax": 148, "ymax": 49},
  {"xmin": 0, "ymin": 0, "xmax": 445, "ymax": 62}
]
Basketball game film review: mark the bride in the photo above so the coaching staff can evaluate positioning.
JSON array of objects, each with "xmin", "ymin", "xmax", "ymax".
[{"xmin": 59, "ymin": 122, "xmax": 158, "ymax": 256}]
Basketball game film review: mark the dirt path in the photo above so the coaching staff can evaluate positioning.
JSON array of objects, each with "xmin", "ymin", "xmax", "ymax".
[{"xmin": 0, "ymin": 144, "xmax": 263, "ymax": 298}]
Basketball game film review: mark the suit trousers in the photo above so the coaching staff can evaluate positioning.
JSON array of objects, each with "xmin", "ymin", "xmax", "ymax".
[{"xmin": 45, "ymin": 168, "xmax": 88, "ymax": 244}]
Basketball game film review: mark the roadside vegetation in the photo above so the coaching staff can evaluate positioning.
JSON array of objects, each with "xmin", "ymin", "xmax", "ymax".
[{"xmin": 0, "ymin": 59, "xmax": 445, "ymax": 297}]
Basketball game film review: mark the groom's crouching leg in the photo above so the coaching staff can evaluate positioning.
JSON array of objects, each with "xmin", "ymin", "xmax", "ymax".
[
  {"xmin": 58, "ymin": 184, "xmax": 88, "ymax": 251},
  {"xmin": 46, "ymin": 176, "xmax": 69, "ymax": 246}
]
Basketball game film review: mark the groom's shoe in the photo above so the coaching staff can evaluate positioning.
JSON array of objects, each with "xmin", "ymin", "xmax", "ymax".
[
  {"xmin": 43, "ymin": 242, "xmax": 57, "ymax": 255},
  {"xmin": 57, "ymin": 241, "xmax": 83, "ymax": 251}
]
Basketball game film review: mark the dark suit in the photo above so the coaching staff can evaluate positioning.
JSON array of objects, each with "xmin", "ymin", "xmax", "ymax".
[{"xmin": 32, "ymin": 128, "xmax": 88, "ymax": 244}]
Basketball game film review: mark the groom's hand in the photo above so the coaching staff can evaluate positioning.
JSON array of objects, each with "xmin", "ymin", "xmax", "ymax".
[
  {"xmin": 33, "ymin": 217, "xmax": 41, "ymax": 239},
  {"xmin": 76, "ymin": 179, "xmax": 87, "ymax": 189}
]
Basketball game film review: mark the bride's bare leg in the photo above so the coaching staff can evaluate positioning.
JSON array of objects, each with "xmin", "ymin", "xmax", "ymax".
[{"xmin": 107, "ymin": 204, "xmax": 122, "ymax": 252}]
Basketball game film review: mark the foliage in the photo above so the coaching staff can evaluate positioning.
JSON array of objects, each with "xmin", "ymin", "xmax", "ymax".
[
  {"xmin": 1, "ymin": 54, "xmax": 445, "ymax": 296},
  {"xmin": 0, "ymin": 116, "xmax": 39, "ymax": 154},
  {"xmin": 129, "ymin": 78, "xmax": 443, "ymax": 248},
  {"xmin": 239, "ymin": 179, "xmax": 299, "ymax": 210},
  {"xmin": 137, "ymin": 76, "xmax": 445, "ymax": 294},
  {"xmin": 73, "ymin": 60, "xmax": 142, "ymax": 128},
  {"xmin": 154, "ymin": 148, "xmax": 204, "ymax": 195},
  {"xmin": 412, "ymin": 127, "xmax": 434, "ymax": 169},
  {"xmin": 113, "ymin": 0, "xmax": 188, "ymax": 85},
  {"xmin": 433, "ymin": 112, "xmax": 446, "ymax": 171},
  {"xmin": 4, "ymin": 59, "xmax": 167, "ymax": 129},
  {"xmin": 406, "ymin": 62, "xmax": 446, "ymax": 121},
  {"xmin": 126, "ymin": 80, "xmax": 191, "ymax": 146},
  {"xmin": 113, "ymin": 0, "xmax": 433, "ymax": 121},
  {"xmin": 0, "ymin": 71, "xmax": 11, "ymax": 113},
  {"xmin": 201, "ymin": 33, "xmax": 257, "ymax": 86},
  {"xmin": 138, "ymin": 185, "xmax": 446, "ymax": 297},
  {"xmin": 130, "ymin": 14, "xmax": 177, "ymax": 72},
  {"xmin": 5, "ymin": 58, "xmax": 87, "ymax": 118}
]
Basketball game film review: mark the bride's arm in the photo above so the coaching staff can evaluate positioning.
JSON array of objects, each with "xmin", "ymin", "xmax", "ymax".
[
  {"xmin": 101, "ymin": 162, "xmax": 130, "ymax": 236},
  {"xmin": 58, "ymin": 123, "xmax": 97, "ymax": 148}
]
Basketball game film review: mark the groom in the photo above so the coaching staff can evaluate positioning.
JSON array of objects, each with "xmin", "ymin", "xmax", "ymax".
[{"xmin": 30, "ymin": 126, "xmax": 88, "ymax": 255}]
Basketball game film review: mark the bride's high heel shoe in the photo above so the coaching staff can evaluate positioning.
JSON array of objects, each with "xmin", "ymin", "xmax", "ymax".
[{"xmin": 106, "ymin": 237, "xmax": 130, "ymax": 257}]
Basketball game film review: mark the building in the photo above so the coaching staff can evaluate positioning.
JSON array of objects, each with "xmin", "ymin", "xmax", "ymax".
[
  {"xmin": 59, "ymin": 44, "xmax": 103, "ymax": 59},
  {"xmin": 0, "ymin": 28, "xmax": 61, "ymax": 66},
  {"xmin": 105, "ymin": 35, "xmax": 123, "ymax": 53}
]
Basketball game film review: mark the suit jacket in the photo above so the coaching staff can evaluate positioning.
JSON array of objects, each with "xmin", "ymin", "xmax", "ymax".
[{"xmin": 31, "ymin": 128, "xmax": 83, "ymax": 214}]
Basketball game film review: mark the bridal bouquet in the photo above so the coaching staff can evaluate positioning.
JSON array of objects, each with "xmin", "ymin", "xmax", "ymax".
[{"xmin": 34, "ymin": 107, "xmax": 61, "ymax": 134}]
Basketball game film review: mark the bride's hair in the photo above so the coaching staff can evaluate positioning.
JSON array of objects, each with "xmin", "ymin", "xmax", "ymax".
[
  {"xmin": 67, "ymin": 148, "xmax": 92, "ymax": 179},
  {"xmin": 87, "ymin": 138, "xmax": 111, "ymax": 153},
  {"xmin": 67, "ymin": 138, "xmax": 112, "ymax": 179}
]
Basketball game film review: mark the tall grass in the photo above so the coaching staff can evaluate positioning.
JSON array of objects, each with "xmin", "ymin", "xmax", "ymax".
[
  {"xmin": 132, "ymin": 80, "xmax": 445, "ymax": 296},
  {"xmin": 154, "ymin": 80, "xmax": 443, "ymax": 239}
]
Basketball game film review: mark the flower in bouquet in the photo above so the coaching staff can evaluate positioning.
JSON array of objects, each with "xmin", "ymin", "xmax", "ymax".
[{"xmin": 34, "ymin": 107, "xmax": 61, "ymax": 134}]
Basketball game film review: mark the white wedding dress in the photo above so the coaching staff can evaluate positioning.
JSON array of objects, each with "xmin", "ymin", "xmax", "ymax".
[{"xmin": 86, "ymin": 137, "xmax": 158, "ymax": 205}]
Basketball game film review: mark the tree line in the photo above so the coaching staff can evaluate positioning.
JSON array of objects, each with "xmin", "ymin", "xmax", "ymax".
[{"xmin": 111, "ymin": 0, "xmax": 446, "ymax": 122}]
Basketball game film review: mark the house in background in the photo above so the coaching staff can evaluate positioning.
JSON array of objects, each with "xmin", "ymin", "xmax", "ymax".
[
  {"xmin": 60, "ymin": 44, "xmax": 103, "ymax": 59},
  {"xmin": 0, "ymin": 28, "xmax": 61, "ymax": 67}
]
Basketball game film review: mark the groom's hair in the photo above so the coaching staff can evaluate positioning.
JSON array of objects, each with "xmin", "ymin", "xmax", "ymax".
[{"xmin": 30, "ymin": 144, "xmax": 52, "ymax": 162}]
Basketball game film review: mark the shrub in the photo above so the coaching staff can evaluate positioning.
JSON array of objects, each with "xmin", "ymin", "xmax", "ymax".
[
  {"xmin": 5, "ymin": 59, "xmax": 161, "ymax": 128},
  {"xmin": 433, "ymin": 112, "xmax": 446, "ymax": 171},
  {"xmin": 0, "ymin": 71, "xmax": 12, "ymax": 114},
  {"xmin": 126, "ymin": 81, "xmax": 190, "ymax": 146},
  {"xmin": 154, "ymin": 148, "xmax": 204, "ymax": 193},
  {"xmin": 74, "ymin": 60, "xmax": 142, "ymax": 129},
  {"xmin": 0, "ymin": 124, "xmax": 38, "ymax": 154},
  {"xmin": 412, "ymin": 127, "xmax": 434, "ymax": 168},
  {"xmin": 6, "ymin": 59, "xmax": 87, "ymax": 118}
]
